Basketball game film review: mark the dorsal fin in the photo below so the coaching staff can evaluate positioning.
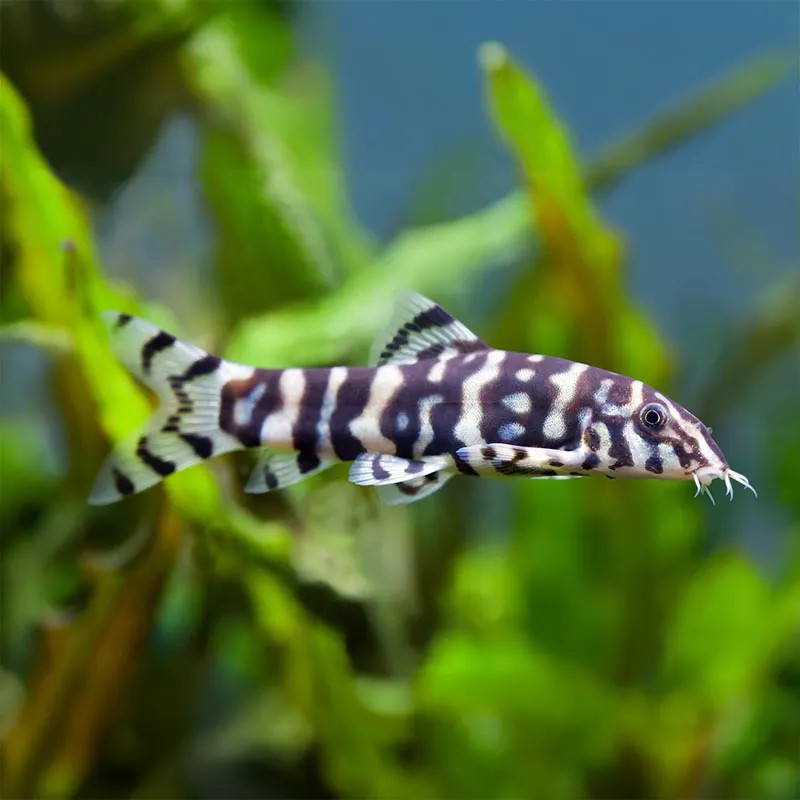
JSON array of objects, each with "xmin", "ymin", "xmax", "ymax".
[{"xmin": 369, "ymin": 291, "xmax": 489, "ymax": 366}]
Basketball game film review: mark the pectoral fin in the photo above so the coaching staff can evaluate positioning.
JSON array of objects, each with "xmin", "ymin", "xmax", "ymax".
[{"xmin": 456, "ymin": 443, "xmax": 587, "ymax": 477}]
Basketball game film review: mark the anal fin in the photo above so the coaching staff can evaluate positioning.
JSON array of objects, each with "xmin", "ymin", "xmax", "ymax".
[{"xmin": 245, "ymin": 449, "xmax": 334, "ymax": 493}]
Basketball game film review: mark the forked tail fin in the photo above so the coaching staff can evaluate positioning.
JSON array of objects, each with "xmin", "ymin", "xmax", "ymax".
[{"xmin": 89, "ymin": 312, "xmax": 244, "ymax": 505}]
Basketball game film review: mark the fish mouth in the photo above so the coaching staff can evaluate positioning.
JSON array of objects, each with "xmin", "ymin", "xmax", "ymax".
[{"xmin": 691, "ymin": 465, "xmax": 758, "ymax": 504}]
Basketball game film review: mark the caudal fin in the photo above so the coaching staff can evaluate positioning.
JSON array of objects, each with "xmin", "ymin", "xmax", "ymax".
[{"xmin": 89, "ymin": 312, "xmax": 244, "ymax": 505}]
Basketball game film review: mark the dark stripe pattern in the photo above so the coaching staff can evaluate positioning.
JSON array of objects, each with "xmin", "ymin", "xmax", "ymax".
[
  {"xmin": 141, "ymin": 331, "xmax": 176, "ymax": 375},
  {"xmin": 291, "ymin": 367, "xmax": 329, "ymax": 474},
  {"xmin": 135, "ymin": 336, "xmax": 225, "ymax": 478},
  {"xmin": 180, "ymin": 433, "xmax": 214, "ymax": 459},
  {"xmin": 329, "ymin": 370, "xmax": 374, "ymax": 461},
  {"xmin": 112, "ymin": 468, "xmax": 135, "ymax": 495},
  {"xmin": 219, "ymin": 368, "xmax": 281, "ymax": 448},
  {"xmin": 136, "ymin": 436, "xmax": 175, "ymax": 476},
  {"xmin": 183, "ymin": 354, "xmax": 222, "ymax": 380}
]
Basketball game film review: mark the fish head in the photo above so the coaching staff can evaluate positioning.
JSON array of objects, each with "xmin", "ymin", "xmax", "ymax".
[{"xmin": 585, "ymin": 381, "xmax": 756, "ymax": 500}]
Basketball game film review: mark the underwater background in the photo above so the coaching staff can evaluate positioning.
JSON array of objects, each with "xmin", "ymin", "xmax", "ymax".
[{"xmin": 1, "ymin": 2, "xmax": 798, "ymax": 798}]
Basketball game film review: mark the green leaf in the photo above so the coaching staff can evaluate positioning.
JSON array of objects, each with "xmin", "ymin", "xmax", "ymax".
[
  {"xmin": 308, "ymin": 627, "xmax": 426, "ymax": 799},
  {"xmin": 480, "ymin": 41, "xmax": 613, "ymax": 257},
  {"xmin": 481, "ymin": 42, "xmax": 666, "ymax": 381},
  {"xmin": 224, "ymin": 193, "xmax": 529, "ymax": 366},
  {"xmin": 585, "ymin": 52, "xmax": 794, "ymax": 192},
  {"xmin": 188, "ymin": 12, "xmax": 372, "ymax": 318},
  {"xmin": 662, "ymin": 556, "xmax": 776, "ymax": 705},
  {"xmin": 417, "ymin": 633, "xmax": 613, "ymax": 798}
]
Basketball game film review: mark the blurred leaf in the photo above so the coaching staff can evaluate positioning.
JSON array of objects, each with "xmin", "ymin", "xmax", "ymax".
[
  {"xmin": 697, "ymin": 272, "xmax": 800, "ymax": 419},
  {"xmin": 2, "ymin": 509, "xmax": 183, "ymax": 799},
  {"xmin": 0, "ymin": 320, "xmax": 72, "ymax": 352},
  {"xmin": 225, "ymin": 194, "xmax": 531, "ymax": 367},
  {"xmin": 662, "ymin": 555, "xmax": 798, "ymax": 706},
  {"xmin": 585, "ymin": 52, "xmax": 794, "ymax": 192},
  {"xmin": 445, "ymin": 546, "xmax": 523, "ymax": 636},
  {"xmin": 481, "ymin": 42, "xmax": 666, "ymax": 382},
  {"xmin": 0, "ymin": 74, "xmax": 150, "ymax": 442},
  {"xmin": 187, "ymin": 9, "xmax": 372, "ymax": 318},
  {"xmin": 0, "ymin": 0, "xmax": 205, "ymax": 199},
  {"xmin": 417, "ymin": 633, "xmax": 613, "ymax": 798},
  {"xmin": 2, "ymin": 500, "xmax": 85, "ymax": 665},
  {"xmin": 481, "ymin": 41, "xmax": 616, "ymax": 257},
  {"xmin": 1, "ymin": 76, "xmax": 96, "ymax": 325},
  {"xmin": 193, "ymin": 687, "xmax": 313, "ymax": 764},
  {"xmin": 308, "ymin": 627, "xmax": 430, "ymax": 799},
  {"xmin": 0, "ymin": 418, "xmax": 60, "ymax": 525},
  {"xmin": 648, "ymin": 557, "xmax": 800, "ymax": 798}
]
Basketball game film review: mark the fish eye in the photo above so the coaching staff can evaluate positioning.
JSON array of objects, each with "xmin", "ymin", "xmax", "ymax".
[{"xmin": 641, "ymin": 403, "xmax": 667, "ymax": 429}]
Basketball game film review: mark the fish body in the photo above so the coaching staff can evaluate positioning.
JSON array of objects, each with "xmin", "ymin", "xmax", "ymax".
[{"xmin": 90, "ymin": 292, "xmax": 755, "ymax": 505}]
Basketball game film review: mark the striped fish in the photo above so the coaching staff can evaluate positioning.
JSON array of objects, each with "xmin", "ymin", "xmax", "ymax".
[{"xmin": 89, "ymin": 292, "xmax": 756, "ymax": 506}]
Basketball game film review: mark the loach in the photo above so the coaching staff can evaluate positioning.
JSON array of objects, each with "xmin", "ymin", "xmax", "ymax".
[{"xmin": 90, "ymin": 292, "xmax": 756, "ymax": 506}]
